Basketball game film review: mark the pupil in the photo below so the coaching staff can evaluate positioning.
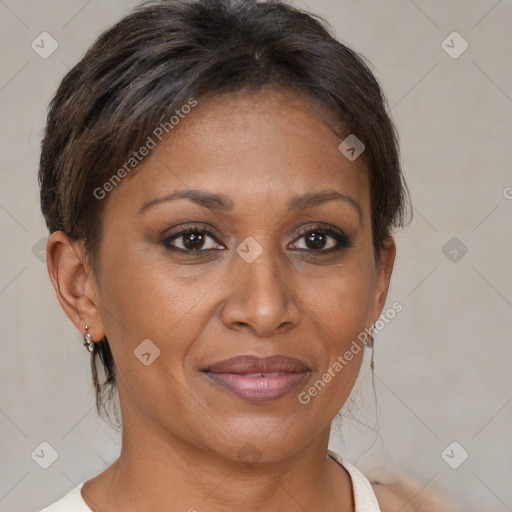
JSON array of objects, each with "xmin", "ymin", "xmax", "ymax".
[
  {"xmin": 184, "ymin": 232, "xmax": 204, "ymax": 250},
  {"xmin": 307, "ymin": 232, "xmax": 325, "ymax": 249}
]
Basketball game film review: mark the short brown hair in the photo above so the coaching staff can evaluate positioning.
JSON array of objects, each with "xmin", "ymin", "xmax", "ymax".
[{"xmin": 39, "ymin": 0, "xmax": 410, "ymax": 422}]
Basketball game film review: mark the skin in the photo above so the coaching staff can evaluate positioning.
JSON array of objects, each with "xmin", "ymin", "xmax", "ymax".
[{"xmin": 47, "ymin": 87, "xmax": 396, "ymax": 512}]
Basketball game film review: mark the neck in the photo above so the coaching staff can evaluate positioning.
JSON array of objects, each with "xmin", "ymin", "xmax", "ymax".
[{"xmin": 81, "ymin": 419, "xmax": 354, "ymax": 512}]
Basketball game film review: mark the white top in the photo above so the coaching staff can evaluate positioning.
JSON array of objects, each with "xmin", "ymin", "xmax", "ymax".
[{"xmin": 37, "ymin": 449, "xmax": 381, "ymax": 511}]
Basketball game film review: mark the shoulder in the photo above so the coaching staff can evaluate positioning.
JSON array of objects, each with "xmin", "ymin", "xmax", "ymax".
[
  {"xmin": 370, "ymin": 476, "xmax": 468, "ymax": 512},
  {"xmin": 36, "ymin": 484, "xmax": 90, "ymax": 512}
]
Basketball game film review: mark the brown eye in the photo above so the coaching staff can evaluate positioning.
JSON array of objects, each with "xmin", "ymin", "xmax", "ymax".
[
  {"xmin": 180, "ymin": 232, "xmax": 207, "ymax": 250},
  {"xmin": 290, "ymin": 225, "xmax": 353, "ymax": 252},
  {"xmin": 163, "ymin": 224, "xmax": 224, "ymax": 252},
  {"xmin": 303, "ymin": 231, "xmax": 332, "ymax": 250}
]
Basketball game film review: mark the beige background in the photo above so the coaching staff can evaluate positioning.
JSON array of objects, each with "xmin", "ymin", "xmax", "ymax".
[{"xmin": 0, "ymin": 1, "xmax": 511, "ymax": 511}]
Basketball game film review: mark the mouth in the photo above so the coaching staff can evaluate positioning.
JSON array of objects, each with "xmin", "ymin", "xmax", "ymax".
[{"xmin": 201, "ymin": 354, "xmax": 311, "ymax": 402}]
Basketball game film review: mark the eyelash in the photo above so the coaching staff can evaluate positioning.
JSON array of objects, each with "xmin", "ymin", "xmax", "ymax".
[{"xmin": 162, "ymin": 223, "xmax": 353, "ymax": 254}]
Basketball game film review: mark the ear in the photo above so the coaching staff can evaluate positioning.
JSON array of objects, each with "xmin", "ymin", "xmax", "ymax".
[
  {"xmin": 46, "ymin": 231, "xmax": 105, "ymax": 344},
  {"xmin": 369, "ymin": 236, "xmax": 396, "ymax": 325}
]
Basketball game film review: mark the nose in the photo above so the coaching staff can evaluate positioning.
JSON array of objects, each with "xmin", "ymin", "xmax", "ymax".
[{"xmin": 220, "ymin": 250, "xmax": 301, "ymax": 337}]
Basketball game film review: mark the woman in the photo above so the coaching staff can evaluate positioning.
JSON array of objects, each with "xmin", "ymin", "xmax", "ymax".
[{"xmin": 36, "ymin": 0, "xmax": 462, "ymax": 510}]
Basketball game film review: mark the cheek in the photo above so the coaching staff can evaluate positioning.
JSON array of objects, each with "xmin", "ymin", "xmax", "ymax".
[
  {"xmin": 95, "ymin": 243, "xmax": 205, "ymax": 367},
  {"xmin": 304, "ymin": 254, "xmax": 374, "ymax": 373},
  {"xmin": 308, "ymin": 256, "xmax": 375, "ymax": 335},
  {"xmin": 298, "ymin": 268, "xmax": 374, "ymax": 413}
]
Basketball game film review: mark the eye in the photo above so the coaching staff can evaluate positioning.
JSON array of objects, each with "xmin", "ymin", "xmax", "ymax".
[
  {"xmin": 161, "ymin": 223, "xmax": 352, "ymax": 254},
  {"xmin": 289, "ymin": 224, "xmax": 353, "ymax": 252},
  {"xmin": 162, "ymin": 223, "xmax": 224, "ymax": 252}
]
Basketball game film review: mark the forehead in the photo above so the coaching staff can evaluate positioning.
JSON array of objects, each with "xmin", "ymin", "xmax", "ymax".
[{"xmin": 107, "ymin": 88, "xmax": 370, "ymax": 215}]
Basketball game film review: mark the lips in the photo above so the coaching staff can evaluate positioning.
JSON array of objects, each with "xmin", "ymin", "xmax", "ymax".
[
  {"xmin": 201, "ymin": 354, "xmax": 311, "ymax": 402},
  {"xmin": 203, "ymin": 354, "xmax": 310, "ymax": 374}
]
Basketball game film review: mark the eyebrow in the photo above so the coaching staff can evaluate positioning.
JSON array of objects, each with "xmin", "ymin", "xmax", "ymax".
[
  {"xmin": 138, "ymin": 188, "xmax": 362, "ymax": 221},
  {"xmin": 289, "ymin": 190, "xmax": 362, "ymax": 222},
  {"xmin": 138, "ymin": 189, "xmax": 234, "ymax": 214}
]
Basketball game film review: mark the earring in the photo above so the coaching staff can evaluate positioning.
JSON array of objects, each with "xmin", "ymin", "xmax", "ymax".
[
  {"xmin": 366, "ymin": 332, "xmax": 375, "ymax": 371},
  {"xmin": 83, "ymin": 325, "xmax": 94, "ymax": 353}
]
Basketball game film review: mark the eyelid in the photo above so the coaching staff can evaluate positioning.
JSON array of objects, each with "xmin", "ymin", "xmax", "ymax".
[
  {"xmin": 293, "ymin": 223, "xmax": 349, "ymax": 241},
  {"xmin": 163, "ymin": 222, "xmax": 224, "ymax": 241}
]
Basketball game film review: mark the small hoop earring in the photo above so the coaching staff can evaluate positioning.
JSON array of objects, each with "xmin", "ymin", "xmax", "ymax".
[{"xmin": 83, "ymin": 325, "xmax": 94, "ymax": 353}]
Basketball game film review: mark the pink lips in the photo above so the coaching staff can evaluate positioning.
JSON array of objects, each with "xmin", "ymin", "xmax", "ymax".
[{"xmin": 202, "ymin": 354, "xmax": 310, "ymax": 402}]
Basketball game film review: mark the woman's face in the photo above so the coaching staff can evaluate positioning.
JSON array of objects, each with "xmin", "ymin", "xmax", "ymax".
[{"xmin": 88, "ymin": 88, "xmax": 394, "ymax": 463}]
